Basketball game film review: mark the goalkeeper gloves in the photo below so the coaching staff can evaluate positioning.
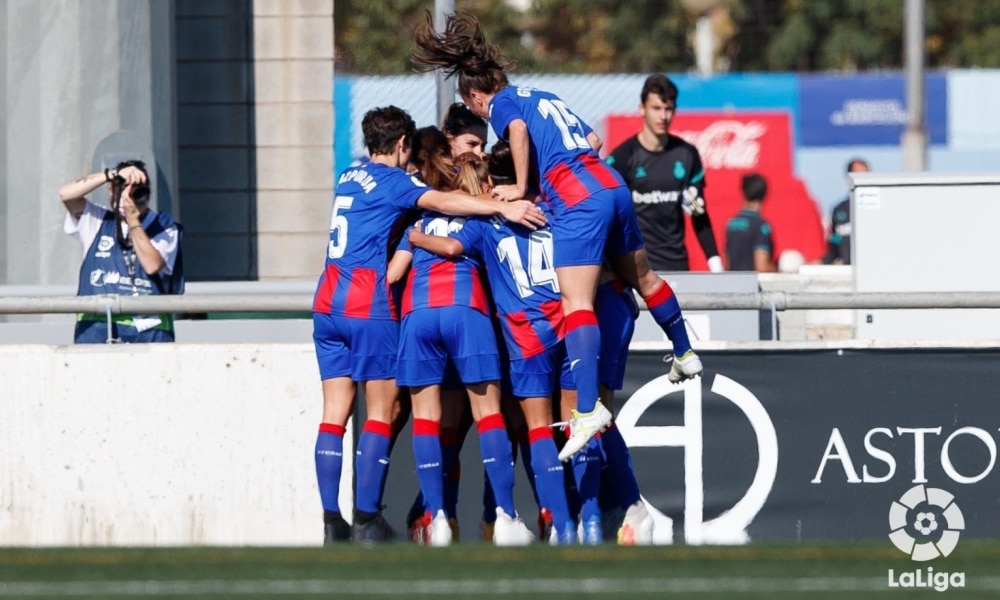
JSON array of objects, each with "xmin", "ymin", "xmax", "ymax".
[{"xmin": 681, "ymin": 185, "xmax": 706, "ymax": 217}]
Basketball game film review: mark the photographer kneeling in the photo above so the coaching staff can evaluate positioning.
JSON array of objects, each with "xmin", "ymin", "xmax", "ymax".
[{"xmin": 59, "ymin": 159, "xmax": 184, "ymax": 343}]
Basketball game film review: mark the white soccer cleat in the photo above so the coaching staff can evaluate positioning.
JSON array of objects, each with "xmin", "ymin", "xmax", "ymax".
[
  {"xmin": 492, "ymin": 508, "xmax": 535, "ymax": 546},
  {"xmin": 557, "ymin": 401, "xmax": 613, "ymax": 462},
  {"xmin": 667, "ymin": 350, "xmax": 703, "ymax": 383},
  {"xmin": 428, "ymin": 510, "xmax": 453, "ymax": 547},
  {"xmin": 617, "ymin": 501, "xmax": 654, "ymax": 545}
]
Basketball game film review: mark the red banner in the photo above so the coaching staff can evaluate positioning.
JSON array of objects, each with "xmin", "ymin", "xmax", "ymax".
[{"xmin": 604, "ymin": 112, "xmax": 825, "ymax": 270}]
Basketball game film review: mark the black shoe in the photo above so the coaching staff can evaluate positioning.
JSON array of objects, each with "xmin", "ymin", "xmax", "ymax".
[
  {"xmin": 323, "ymin": 511, "xmax": 351, "ymax": 545},
  {"xmin": 351, "ymin": 511, "xmax": 399, "ymax": 542}
]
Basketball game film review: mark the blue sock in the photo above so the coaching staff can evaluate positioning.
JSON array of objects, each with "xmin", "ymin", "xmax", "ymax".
[
  {"xmin": 564, "ymin": 463, "xmax": 581, "ymax": 522},
  {"xmin": 565, "ymin": 310, "xmax": 602, "ymax": 413},
  {"xmin": 412, "ymin": 419, "xmax": 444, "ymax": 515},
  {"xmin": 477, "ymin": 413, "xmax": 516, "ymax": 517},
  {"xmin": 481, "ymin": 469, "xmax": 497, "ymax": 523},
  {"xmin": 644, "ymin": 281, "xmax": 691, "ymax": 356},
  {"xmin": 355, "ymin": 420, "xmax": 392, "ymax": 514},
  {"xmin": 315, "ymin": 423, "xmax": 345, "ymax": 513},
  {"xmin": 572, "ymin": 438, "xmax": 604, "ymax": 523},
  {"xmin": 529, "ymin": 428, "xmax": 572, "ymax": 532},
  {"xmin": 601, "ymin": 423, "xmax": 641, "ymax": 508},
  {"xmin": 441, "ymin": 427, "xmax": 461, "ymax": 519},
  {"xmin": 519, "ymin": 438, "xmax": 540, "ymax": 508}
]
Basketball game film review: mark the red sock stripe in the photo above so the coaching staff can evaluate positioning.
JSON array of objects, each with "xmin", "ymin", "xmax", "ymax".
[
  {"xmin": 440, "ymin": 426, "xmax": 459, "ymax": 446},
  {"xmin": 477, "ymin": 412, "xmax": 507, "ymax": 433},
  {"xmin": 644, "ymin": 280, "xmax": 675, "ymax": 309},
  {"xmin": 528, "ymin": 426, "xmax": 554, "ymax": 444},
  {"xmin": 362, "ymin": 419, "xmax": 392, "ymax": 438},
  {"xmin": 319, "ymin": 423, "xmax": 346, "ymax": 437},
  {"xmin": 565, "ymin": 310, "xmax": 598, "ymax": 332},
  {"xmin": 413, "ymin": 418, "xmax": 440, "ymax": 436}
]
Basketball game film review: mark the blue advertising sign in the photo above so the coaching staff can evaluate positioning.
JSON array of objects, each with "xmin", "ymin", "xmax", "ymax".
[
  {"xmin": 673, "ymin": 73, "xmax": 798, "ymax": 112},
  {"xmin": 798, "ymin": 73, "xmax": 947, "ymax": 147}
]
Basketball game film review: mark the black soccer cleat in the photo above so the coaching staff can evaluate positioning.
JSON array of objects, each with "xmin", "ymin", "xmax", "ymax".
[
  {"xmin": 351, "ymin": 511, "xmax": 399, "ymax": 543},
  {"xmin": 323, "ymin": 511, "xmax": 351, "ymax": 545}
]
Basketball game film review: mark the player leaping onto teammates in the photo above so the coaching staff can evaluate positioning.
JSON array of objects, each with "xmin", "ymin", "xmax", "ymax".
[
  {"xmin": 312, "ymin": 105, "xmax": 545, "ymax": 544},
  {"xmin": 411, "ymin": 10, "xmax": 703, "ymax": 462}
]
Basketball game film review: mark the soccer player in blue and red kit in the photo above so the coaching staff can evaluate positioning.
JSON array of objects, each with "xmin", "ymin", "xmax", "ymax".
[
  {"xmin": 392, "ymin": 165, "xmax": 535, "ymax": 547},
  {"xmin": 412, "ymin": 11, "xmax": 704, "ymax": 464},
  {"xmin": 409, "ymin": 160, "xmax": 578, "ymax": 545},
  {"xmin": 312, "ymin": 106, "xmax": 545, "ymax": 544}
]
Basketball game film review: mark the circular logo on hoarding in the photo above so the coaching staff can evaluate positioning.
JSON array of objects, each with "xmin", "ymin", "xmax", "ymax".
[{"xmin": 888, "ymin": 484, "xmax": 964, "ymax": 561}]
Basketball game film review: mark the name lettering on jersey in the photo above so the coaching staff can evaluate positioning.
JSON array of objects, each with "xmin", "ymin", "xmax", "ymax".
[
  {"xmin": 632, "ymin": 190, "xmax": 681, "ymax": 205},
  {"xmin": 338, "ymin": 168, "xmax": 377, "ymax": 194},
  {"xmin": 424, "ymin": 216, "xmax": 466, "ymax": 236},
  {"xmin": 489, "ymin": 215, "xmax": 506, "ymax": 230},
  {"xmin": 516, "ymin": 86, "xmax": 533, "ymax": 97}
]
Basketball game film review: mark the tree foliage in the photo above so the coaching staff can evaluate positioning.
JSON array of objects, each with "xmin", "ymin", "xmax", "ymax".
[{"xmin": 334, "ymin": 0, "xmax": 1000, "ymax": 75}]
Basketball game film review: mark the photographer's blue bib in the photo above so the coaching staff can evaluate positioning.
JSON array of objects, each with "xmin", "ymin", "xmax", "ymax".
[{"xmin": 74, "ymin": 209, "xmax": 184, "ymax": 344}]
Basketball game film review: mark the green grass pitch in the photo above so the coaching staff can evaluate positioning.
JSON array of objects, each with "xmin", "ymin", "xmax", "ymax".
[{"xmin": 0, "ymin": 542, "xmax": 997, "ymax": 599}]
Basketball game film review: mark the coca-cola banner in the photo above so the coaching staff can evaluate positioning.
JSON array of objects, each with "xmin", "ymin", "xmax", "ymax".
[
  {"xmin": 617, "ymin": 348, "xmax": 1000, "ymax": 544},
  {"xmin": 604, "ymin": 111, "xmax": 825, "ymax": 267},
  {"xmin": 799, "ymin": 73, "xmax": 948, "ymax": 146}
]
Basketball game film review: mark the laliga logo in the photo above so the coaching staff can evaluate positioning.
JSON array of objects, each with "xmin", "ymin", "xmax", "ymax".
[
  {"xmin": 888, "ymin": 484, "xmax": 964, "ymax": 561},
  {"xmin": 616, "ymin": 374, "xmax": 778, "ymax": 545},
  {"xmin": 97, "ymin": 235, "xmax": 115, "ymax": 252},
  {"xmin": 887, "ymin": 484, "xmax": 966, "ymax": 591}
]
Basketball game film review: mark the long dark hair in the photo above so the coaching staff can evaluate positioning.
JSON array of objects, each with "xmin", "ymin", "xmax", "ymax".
[
  {"xmin": 410, "ymin": 126, "xmax": 456, "ymax": 192},
  {"xmin": 411, "ymin": 10, "xmax": 512, "ymax": 98}
]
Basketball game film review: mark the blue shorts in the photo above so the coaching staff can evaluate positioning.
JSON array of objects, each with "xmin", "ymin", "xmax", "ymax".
[
  {"xmin": 551, "ymin": 186, "xmax": 643, "ymax": 268},
  {"xmin": 397, "ymin": 306, "xmax": 501, "ymax": 387},
  {"xmin": 507, "ymin": 343, "xmax": 566, "ymax": 399},
  {"xmin": 560, "ymin": 282, "xmax": 638, "ymax": 391},
  {"xmin": 313, "ymin": 312, "xmax": 398, "ymax": 382}
]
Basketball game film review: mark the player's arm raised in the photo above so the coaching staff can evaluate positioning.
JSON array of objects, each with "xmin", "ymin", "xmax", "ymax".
[{"xmin": 417, "ymin": 189, "xmax": 545, "ymax": 230}]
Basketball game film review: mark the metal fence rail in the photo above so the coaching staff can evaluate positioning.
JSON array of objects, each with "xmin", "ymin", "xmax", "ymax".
[{"xmin": 2, "ymin": 292, "xmax": 1000, "ymax": 315}]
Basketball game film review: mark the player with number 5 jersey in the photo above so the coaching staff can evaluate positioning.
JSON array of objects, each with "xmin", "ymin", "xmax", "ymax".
[
  {"xmin": 311, "ymin": 105, "xmax": 546, "ymax": 546},
  {"xmin": 412, "ymin": 11, "xmax": 704, "ymax": 464}
]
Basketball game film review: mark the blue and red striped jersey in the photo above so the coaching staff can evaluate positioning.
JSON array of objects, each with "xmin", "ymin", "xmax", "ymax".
[
  {"xmin": 489, "ymin": 86, "xmax": 626, "ymax": 210},
  {"xmin": 450, "ymin": 215, "xmax": 564, "ymax": 359},
  {"xmin": 400, "ymin": 214, "xmax": 489, "ymax": 317},
  {"xmin": 313, "ymin": 162, "xmax": 428, "ymax": 319}
]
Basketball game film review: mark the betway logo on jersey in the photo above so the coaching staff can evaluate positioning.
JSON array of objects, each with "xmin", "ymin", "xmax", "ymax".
[
  {"xmin": 632, "ymin": 190, "xmax": 680, "ymax": 205},
  {"xmin": 673, "ymin": 121, "xmax": 766, "ymax": 170}
]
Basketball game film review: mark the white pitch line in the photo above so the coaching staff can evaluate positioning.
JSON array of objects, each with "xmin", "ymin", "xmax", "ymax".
[{"xmin": 2, "ymin": 577, "xmax": 998, "ymax": 596}]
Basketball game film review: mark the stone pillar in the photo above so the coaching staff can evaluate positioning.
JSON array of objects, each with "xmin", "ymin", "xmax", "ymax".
[
  {"xmin": 252, "ymin": 0, "xmax": 333, "ymax": 280},
  {"xmin": 0, "ymin": 0, "xmax": 177, "ymax": 286}
]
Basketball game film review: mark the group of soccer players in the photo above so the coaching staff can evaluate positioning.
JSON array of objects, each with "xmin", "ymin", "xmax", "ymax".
[{"xmin": 312, "ymin": 10, "xmax": 703, "ymax": 546}]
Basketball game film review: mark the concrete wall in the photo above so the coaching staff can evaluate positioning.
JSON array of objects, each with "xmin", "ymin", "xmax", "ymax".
[
  {"xmin": 175, "ymin": 0, "xmax": 333, "ymax": 281},
  {"xmin": 1, "ymin": 0, "xmax": 335, "ymax": 286},
  {"xmin": 0, "ymin": 0, "xmax": 178, "ymax": 286},
  {"xmin": 252, "ymin": 0, "xmax": 332, "ymax": 281},
  {"xmin": 0, "ymin": 343, "xmax": 351, "ymax": 546}
]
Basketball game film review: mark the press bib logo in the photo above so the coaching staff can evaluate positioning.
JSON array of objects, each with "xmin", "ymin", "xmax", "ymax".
[{"xmin": 887, "ymin": 484, "xmax": 965, "ymax": 591}]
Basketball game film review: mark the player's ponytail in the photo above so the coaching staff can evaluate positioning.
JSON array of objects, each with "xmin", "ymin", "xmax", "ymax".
[{"xmin": 411, "ymin": 10, "xmax": 512, "ymax": 97}]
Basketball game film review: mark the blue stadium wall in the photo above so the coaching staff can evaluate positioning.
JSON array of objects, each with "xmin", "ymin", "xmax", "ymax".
[{"xmin": 333, "ymin": 70, "xmax": 1000, "ymax": 219}]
